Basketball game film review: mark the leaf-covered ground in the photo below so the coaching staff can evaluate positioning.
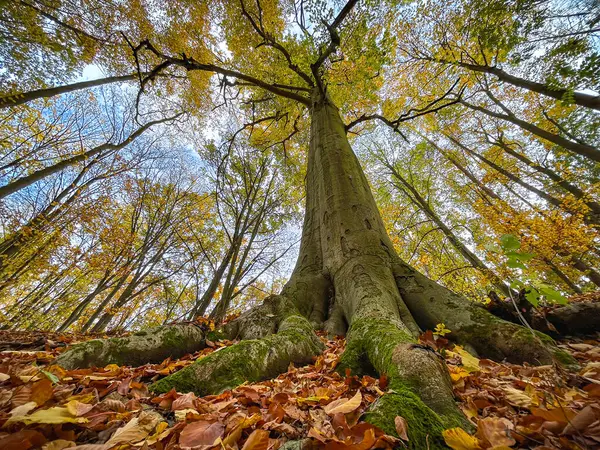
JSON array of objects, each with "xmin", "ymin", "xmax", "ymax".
[{"xmin": 0, "ymin": 324, "xmax": 599, "ymax": 450}]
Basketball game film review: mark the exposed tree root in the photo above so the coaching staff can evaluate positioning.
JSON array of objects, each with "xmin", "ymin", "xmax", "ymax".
[
  {"xmin": 55, "ymin": 324, "xmax": 205, "ymax": 370},
  {"xmin": 392, "ymin": 261, "xmax": 578, "ymax": 368},
  {"xmin": 150, "ymin": 300, "xmax": 323, "ymax": 395},
  {"xmin": 487, "ymin": 291, "xmax": 600, "ymax": 336},
  {"xmin": 337, "ymin": 317, "xmax": 471, "ymax": 443}
]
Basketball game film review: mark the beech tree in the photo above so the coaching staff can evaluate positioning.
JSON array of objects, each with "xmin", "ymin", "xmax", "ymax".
[
  {"xmin": 37, "ymin": 0, "xmax": 600, "ymax": 446},
  {"xmin": 3, "ymin": 0, "xmax": 600, "ymax": 447}
]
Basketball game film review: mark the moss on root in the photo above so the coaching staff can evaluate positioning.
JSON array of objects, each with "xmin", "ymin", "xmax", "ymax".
[
  {"xmin": 457, "ymin": 307, "xmax": 578, "ymax": 369},
  {"xmin": 150, "ymin": 315, "xmax": 323, "ymax": 395},
  {"xmin": 363, "ymin": 391, "xmax": 448, "ymax": 450},
  {"xmin": 338, "ymin": 317, "xmax": 470, "ymax": 447},
  {"xmin": 55, "ymin": 324, "xmax": 205, "ymax": 370}
]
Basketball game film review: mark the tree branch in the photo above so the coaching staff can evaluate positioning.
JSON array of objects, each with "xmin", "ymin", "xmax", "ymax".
[{"xmin": 239, "ymin": 0, "xmax": 314, "ymax": 87}]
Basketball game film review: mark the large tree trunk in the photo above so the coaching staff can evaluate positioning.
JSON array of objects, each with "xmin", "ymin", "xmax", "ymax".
[{"xmin": 58, "ymin": 91, "xmax": 577, "ymax": 447}]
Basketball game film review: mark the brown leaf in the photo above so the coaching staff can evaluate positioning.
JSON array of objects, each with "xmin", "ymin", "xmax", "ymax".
[
  {"xmin": 324, "ymin": 427, "xmax": 376, "ymax": 450},
  {"xmin": 172, "ymin": 392, "xmax": 196, "ymax": 411},
  {"xmin": 476, "ymin": 417, "xmax": 515, "ymax": 448},
  {"xmin": 241, "ymin": 429, "xmax": 270, "ymax": 450},
  {"xmin": 105, "ymin": 411, "xmax": 161, "ymax": 446},
  {"xmin": 0, "ymin": 429, "xmax": 46, "ymax": 450},
  {"xmin": 179, "ymin": 420, "xmax": 225, "ymax": 448},
  {"xmin": 42, "ymin": 439, "xmax": 77, "ymax": 450},
  {"xmin": 531, "ymin": 407, "xmax": 577, "ymax": 424},
  {"xmin": 562, "ymin": 405, "xmax": 600, "ymax": 435},
  {"xmin": 31, "ymin": 378, "xmax": 54, "ymax": 406},
  {"xmin": 394, "ymin": 416, "xmax": 409, "ymax": 441},
  {"xmin": 66, "ymin": 400, "xmax": 95, "ymax": 417}
]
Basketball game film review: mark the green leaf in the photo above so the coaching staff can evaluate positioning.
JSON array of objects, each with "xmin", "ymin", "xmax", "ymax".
[
  {"xmin": 524, "ymin": 288, "xmax": 540, "ymax": 307},
  {"xmin": 42, "ymin": 370, "xmax": 59, "ymax": 384},
  {"xmin": 506, "ymin": 254, "xmax": 526, "ymax": 269},
  {"xmin": 536, "ymin": 284, "xmax": 568, "ymax": 305},
  {"xmin": 510, "ymin": 280, "xmax": 524, "ymax": 289},
  {"xmin": 500, "ymin": 234, "xmax": 520, "ymax": 252}
]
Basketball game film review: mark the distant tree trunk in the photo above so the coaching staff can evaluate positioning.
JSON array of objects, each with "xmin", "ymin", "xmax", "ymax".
[
  {"xmin": 485, "ymin": 135, "xmax": 600, "ymax": 224},
  {"xmin": 447, "ymin": 135, "xmax": 580, "ymax": 214},
  {"xmin": 570, "ymin": 256, "xmax": 600, "ymax": 288},
  {"xmin": 543, "ymin": 257, "xmax": 582, "ymax": 294},
  {"xmin": 188, "ymin": 245, "xmax": 236, "ymax": 319},
  {"xmin": 424, "ymin": 137, "xmax": 503, "ymax": 209},
  {"xmin": 384, "ymin": 160, "xmax": 513, "ymax": 297}
]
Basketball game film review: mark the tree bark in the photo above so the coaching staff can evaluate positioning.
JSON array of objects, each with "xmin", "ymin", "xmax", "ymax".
[
  {"xmin": 432, "ymin": 59, "xmax": 600, "ymax": 111},
  {"xmin": 147, "ymin": 91, "xmax": 575, "ymax": 446},
  {"xmin": 55, "ymin": 324, "xmax": 206, "ymax": 369},
  {"xmin": 0, "ymin": 74, "xmax": 141, "ymax": 109},
  {"xmin": 461, "ymin": 100, "xmax": 600, "ymax": 162}
]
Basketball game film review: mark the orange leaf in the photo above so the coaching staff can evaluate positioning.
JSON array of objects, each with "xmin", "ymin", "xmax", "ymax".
[
  {"xmin": 30, "ymin": 378, "xmax": 53, "ymax": 406},
  {"xmin": 324, "ymin": 390, "xmax": 362, "ymax": 415},
  {"xmin": 476, "ymin": 417, "xmax": 515, "ymax": 448},
  {"xmin": 531, "ymin": 407, "xmax": 576, "ymax": 423},
  {"xmin": 241, "ymin": 429, "xmax": 270, "ymax": 450}
]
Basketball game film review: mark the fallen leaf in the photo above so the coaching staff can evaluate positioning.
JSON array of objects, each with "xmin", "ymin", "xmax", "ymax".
[
  {"xmin": 562, "ymin": 405, "xmax": 600, "ymax": 435},
  {"xmin": 106, "ymin": 411, "xmax": 160, "ymax": 446},
  {"xmin": 0, "ymin": 429, "xmax": 46, "ymax": 450},
  {"xmin": 443, "ymin": 428, "xmax": 483, "ymax": 450},
  {"xmin": 241, "ymin": 429, "xmax": 270, "ymax": 450},
  {"xmin": 6, "ymin": 405, "xmax": 87, "ymax": 425},
  {"xmin": 324, "ymin": 390, "xmax": 362, "ymax": 415},
  {"xmin": 324, "ymin": 427, "xmax": 376, "ymax": 450},
  {"xmin": 174, "ymin": 408, "xmax": 199, "ymax": 421},
  {"xmin": 448, "ymin": 346, "xmax": 480, "ymax": 373},
  {"xmin": 476, "ymin": 417, "xmax": 515, "ymax": 447},
  {"xmin": 31, "ymin": 378, "xmax": 54, "ymax": 406},
  {"xmin": 172, "ymin": 392, "xmax": 196, "ymax": 411},
  {"xmin": 179, "ymin": 420, "xmax": 225, "ymax": 448},
  {"xmin": 394, "ymin": 416, "xmax": 409, "ymax": 441},
  {"xmin": 66, "ymin": 400, "xmax": 95, "ymax": 417},
  {"xmin": 503, "ymin": 387, "xmax": 532, "ymax": 408},
  {"xmin": 531, "ymin": 406, "xmax": 576, "ymax": 423},
  {"xmin": 42, "ymin": 439, "xmax": 77, "ymax": 450}
]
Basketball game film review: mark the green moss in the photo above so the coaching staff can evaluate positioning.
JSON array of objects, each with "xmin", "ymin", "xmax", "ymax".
[
  {"xmin": 551, "ymin": 347, "xmax": 579, "ymax": 369},
  {"xmin": 336, "ymin": 340, "xmax": 375, "ymax": 377},
  {"xmin": 150, "ymin": 315, "xmax": 323, "ymax": 395},
  {"xmin": 363, "ymin": 392, "xmax": 448, "ymax": 450},
  {"xmin": 161, "ymin": 327, "xmax": 188, "ymax": 349},
  {"xmin": 206, "ymin": 330, "xmax": 226, "ymax": 341},
  {"xmin": 340, "ymin": 317, "xmax": 471, "ymax": 436}
]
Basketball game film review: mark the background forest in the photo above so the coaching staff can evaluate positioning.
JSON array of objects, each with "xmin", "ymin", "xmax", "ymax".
[{"xmin": 0, "ymin": 0, "xmax": 599, "ymax": 333}]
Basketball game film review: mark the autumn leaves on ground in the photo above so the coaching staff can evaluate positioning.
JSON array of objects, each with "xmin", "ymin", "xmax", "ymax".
[{"xmin": 1, "ymin": 307, "xmax": 599, "ymax": 450}]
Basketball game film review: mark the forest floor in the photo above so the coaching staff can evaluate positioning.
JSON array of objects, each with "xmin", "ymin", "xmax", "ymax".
[{"xmin": 0, "ymin": 320, "xmax": 599, "ymax": 450}]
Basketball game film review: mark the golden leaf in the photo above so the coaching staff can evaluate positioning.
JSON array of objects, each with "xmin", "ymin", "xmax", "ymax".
[
  {"xmin": 442, "ymin": 428, "xmax": 483, "ymax": 450},
  {"xmin": 323, "ymin": 390, "xmax": 362, "ymax": 415}
]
